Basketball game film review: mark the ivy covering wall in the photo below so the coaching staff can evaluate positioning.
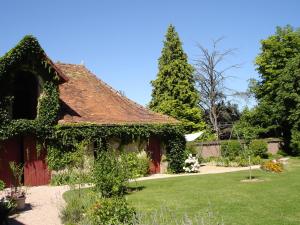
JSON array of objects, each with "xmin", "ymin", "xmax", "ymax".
[
  {"xmin": 47, "ymin": 124, "xmax": 186, "ymax": 173},
  {"xmin": 0, "ymin": 36, "xmax": 186, "ymax": 173}
]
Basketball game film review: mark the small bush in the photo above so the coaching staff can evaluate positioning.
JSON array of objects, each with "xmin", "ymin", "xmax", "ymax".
[
  {"xmin": 51, "ymin": 170, "xmax": 91, "ymax": 186},
  {"xmin": 185, "ymin": 142, "xmax": 198, "ymax": 155},
  {"xmin": 249, "ymin": 140, "xmax": 268, "ymax": 158},
  {"xmin": 290, "ymin": 129, "xmax": 300, "ymax": 156},
  {"xmin": 215, "ymin": 157, "xmax": 231, "ymax": 167},
  {"xmin": 85, "ymin": 197, "xmax": 136, "ymax": 225},
  {"xmin": 261, "ymin": 160, "xmax": 283, "ymax": 173},
  {"xmin": 183, "ymin": 154, "xmax": 200, "ymax": 172},
  {"xmin": 251, "ymin": 155, "xmax": 263, "ymax": 165},
  {"xmin": 93, "ymin": 150, "xmax": 130, "ymax": 198},
  {"xmin": 121, "ymin": 152, "xmax": 150, "ymax": 178},
  {"xmin": 60, "ymin": 191, "xmax": 95, "ymax": 225},
  {"xmin": 221, "ymin": 140, "xmax": 243, "ymax": 160}
]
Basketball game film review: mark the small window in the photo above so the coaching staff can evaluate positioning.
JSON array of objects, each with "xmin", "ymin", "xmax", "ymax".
[{"xmin": 12, "ymin": 71, "xmax": 39, "ymax": 119}]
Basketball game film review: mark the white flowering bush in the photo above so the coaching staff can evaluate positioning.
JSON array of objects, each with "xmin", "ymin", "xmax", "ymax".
[{"xmin": 183, "ymin": 154, "xmax": 200, "ymax": 173}]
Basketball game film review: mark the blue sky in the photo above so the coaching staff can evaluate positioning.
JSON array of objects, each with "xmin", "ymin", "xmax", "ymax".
[{"xmin": 1, "ymin": 0, "xmax": 300, "ymax": 108}]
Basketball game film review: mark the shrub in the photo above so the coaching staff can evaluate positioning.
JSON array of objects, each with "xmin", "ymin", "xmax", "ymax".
[
  {"xmin": 185, "ymin": 142, "xmax": 198, "ymax": 155},
  {"xmin": 249, "ymin": 139, "xmax": 268, "ymax": 158},
  {"xmin": 261, "ymin": 160, "xmax": 283, "ymax": 173},
  {"xmin": 85, "ymin": 197, "xmax": 136, "ymax": 225},
  {"xmin": 221, "ymin": 140, "xmax": 243, "ymax": 160},
  {"xmin": 290, "ymin": 129, "xmax": 300, "ymax": 156},
  {"xmin": 215, "ymin": 157, "xmax": 230, "ymax": 167},
  {"xmin": 121, "ymin": 152, "xmax": 150, "ymax": 179},
  {"xmin": 60, "ymin": 190, "xmax": 95, "ymax": 225},
  {"xmin": 233, "ymin": 156, "xmax": 248, "ymax": 167},
  {"xmin": 51, "ymin": 170, "xmax": 91, "ymax": 186},
  {"xmin": 93, "ymin": 150, "xmax": 130, "ymax": 198},
  {"xmin": 183, "ymin": 154, "xmax": 200, "ymax": 173}
]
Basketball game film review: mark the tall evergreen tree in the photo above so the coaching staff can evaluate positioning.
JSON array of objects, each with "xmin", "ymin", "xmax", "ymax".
[{"xmin": 149, "ymin": 25, "xmax": 205, "ymax": 132}]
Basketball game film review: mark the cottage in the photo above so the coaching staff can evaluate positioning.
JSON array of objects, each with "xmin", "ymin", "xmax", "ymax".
[{"xmin": 0, "ymin": 36, "xmax": 185, "ymax": 186}]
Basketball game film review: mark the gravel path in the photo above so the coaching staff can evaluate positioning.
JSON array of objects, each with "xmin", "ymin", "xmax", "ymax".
[
  {"xmin": 135, "ymin": 165, "xmax": 260, "ymax": 181},
  {"xmin": 9, "ymin": 185, "xmax": 69, "ymax": 225},
  {"xmin": 9, "ymin": 165, "xmax": 260, "ymax": 225}
]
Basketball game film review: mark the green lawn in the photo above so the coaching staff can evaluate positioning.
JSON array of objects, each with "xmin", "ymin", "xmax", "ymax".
[
  {"xmin": 64, "ymin": 158, "xmax": 300, "ymax": 225},
  {"xmin": 126, "ymin": 158, "xmax": 300, "ymax": 225}
]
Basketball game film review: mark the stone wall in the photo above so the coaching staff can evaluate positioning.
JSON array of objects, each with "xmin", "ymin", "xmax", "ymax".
[{"xmin": 193, "ymin": 139, "xmax": 282, "ymax": 159}]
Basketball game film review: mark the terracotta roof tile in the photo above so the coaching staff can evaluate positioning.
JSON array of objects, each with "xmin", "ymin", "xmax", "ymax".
[{"xmin": 56, "ymin": 63, "xmax": 178, "ymax": 125}]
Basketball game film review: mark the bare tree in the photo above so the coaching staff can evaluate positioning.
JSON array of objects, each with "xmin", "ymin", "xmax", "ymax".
[{"xmin": 194, "ymin": 38, "xmax": 239, "ymax": 139}]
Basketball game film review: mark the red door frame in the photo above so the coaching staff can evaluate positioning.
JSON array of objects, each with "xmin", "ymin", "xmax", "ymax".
[
  {"xmin": 147, "ymin": 136, "xmax": 161, "ymax": 174},
  {"xmin": 23, "ymin": 136, "xmax": 51, "ymax": 186},
  {"xmin": 0, "ymin": 136, "xmax": 51, "ymax": 187}
]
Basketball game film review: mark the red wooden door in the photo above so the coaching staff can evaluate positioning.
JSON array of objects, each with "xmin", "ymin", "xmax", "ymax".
[
  {"xmin": 0, "ymin": 137, "xmax": 22, "ymax": 187},
  {"xmin": 147, "ymin": 136, "xmax": 161, "ymax": 174},
  {"xmin": 23, "ymin": 136, "xmax": 51, "ymax": 186}
]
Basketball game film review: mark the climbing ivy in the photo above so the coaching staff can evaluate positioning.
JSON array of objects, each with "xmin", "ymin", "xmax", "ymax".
[
  {"xmin": 47, "ymin": 124, "xmax": 186, "ymax": 173},
  {"xmin": 0, "ymin": 35, "xmax": 186, "ymax": 174},
  {"xmin": 0, "ymin": 35, "xmax": 60, "ymax": 141}
]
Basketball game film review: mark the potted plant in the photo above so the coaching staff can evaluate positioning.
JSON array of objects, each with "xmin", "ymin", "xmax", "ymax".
[{"xmin": 7, "ymin": 162, "xmax": 26, "ymax": 210}]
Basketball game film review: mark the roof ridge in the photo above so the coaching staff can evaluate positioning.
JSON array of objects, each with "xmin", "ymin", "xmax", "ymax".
[{"xmin": 55, "ymin": 62, "xmax": 84, "ymax": 66}]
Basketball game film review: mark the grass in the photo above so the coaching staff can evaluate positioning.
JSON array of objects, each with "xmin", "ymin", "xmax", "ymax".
[{"xmin": 64, "ymin": 158, "xmax": 300, "ymax": 225}]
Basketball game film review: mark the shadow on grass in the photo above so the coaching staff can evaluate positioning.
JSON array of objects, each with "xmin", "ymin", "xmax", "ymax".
[
  {"xmin": 126, "ymin": 186, "xmax": 146, "ymax": 195},
  {"xmin": 244, "ymin": 175, "xmax": 259, "ymax": 180}
]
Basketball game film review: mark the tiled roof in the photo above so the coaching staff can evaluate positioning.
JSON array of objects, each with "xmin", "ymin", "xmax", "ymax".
[{"xmin": 56, "ymin": 63, "xmax": 178, "ymax": 125}]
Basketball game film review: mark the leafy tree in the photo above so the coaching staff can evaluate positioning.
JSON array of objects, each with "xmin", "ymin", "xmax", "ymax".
[
  {"xmin": 149, "ymin": 25, "xmax": 205, "ymax": 132},
  {"xmin": 252, "ymin": 25, "xmax": 300, "ymax": 154},
  {"xmin": 217, "ymin": 101, "xmax": 240, "ymax": 139},
  {"xmin": 233, "ymin": 107, "xmax": 268, "ymax": 141}
]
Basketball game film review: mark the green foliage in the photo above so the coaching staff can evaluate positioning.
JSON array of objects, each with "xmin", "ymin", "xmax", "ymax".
[
  {"xmin": 86, "ymin": 197, "xmax": 136, "ymax": 225},
  {"xmin": 233, "ymin": 107, "xmax": 268, "ymax": 142},
  {"xmin": 47, "ymin": 145, "xmax": 74, "ymax": 171},
  {"xmin": 249, "ymin": 139, "xmax": 268, "ymax": 158},
  {"xmin": 165, "ymin": 133, "xmax": 186, "ymax": 173},
  {"xmin": 50, "ymin": 170, "xmax": 91, "ymax": 186},
  {"xmin": 149, "ymin": 24, "xmax": 205, "ymax": 132},
  {"xmin": 36, "ymin": 82, "xmax": 60, "ymax": 125},
  {"xmin": 290, "ymin": 128, "xmax": 300, "ymax": 156},
  {"xmin": 185, "ymin": 142, "xmax": 198, "ymax": 155},
  {"xmin": 121, "ymin": 152, "xmax": 150, "ymax": 178},
  {"xmin": 93, "ymin": 150, "xmax": 130, "ymax": 198},
  {"xmin": 212, "ymin": 101, "xmax": 241, "ymax": 139},
  {"xmin": 0, "ymin": 35, "xmax": 61, "ymax": 141},
  {"xmin": 60, "ymin": 190, "xmax": 95, "ymax": 225},
  {"xmin": 252, "ymin": 25, "xmax": 300, "ymax": 154},
  {"xmin": 221, "ymin": 140, "xmax": 243, "ymax": 160},
  {"xmin": 9, "ymin": 161, "xmax": 23, "ymax": 188},
  {"xmin": 0, "ymin": 180, "xmax": 5, "ymax": 191},
  {"xmin": 52, "ymin": 124, "xmax": 186, "ymax": 173}
]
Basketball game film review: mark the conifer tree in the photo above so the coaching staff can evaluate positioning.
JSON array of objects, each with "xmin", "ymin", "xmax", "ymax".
[{"xmin": 149, "ymin": 25, "xmax": 205, "ymax": 132}]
